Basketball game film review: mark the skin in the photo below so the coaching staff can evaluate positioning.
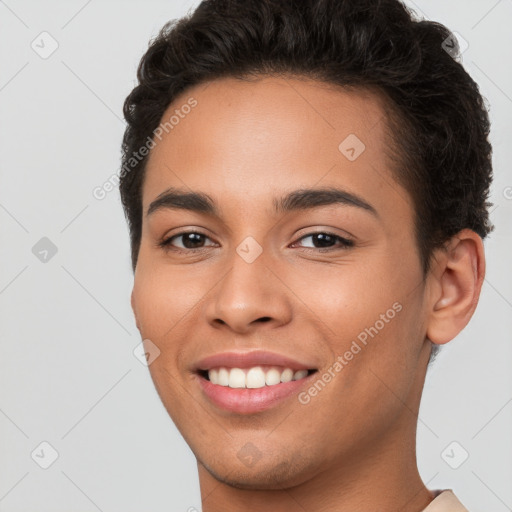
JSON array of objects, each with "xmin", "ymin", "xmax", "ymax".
[{"xmin": 130, "ymin": 75, "xmax": 485, "ymax": 511}]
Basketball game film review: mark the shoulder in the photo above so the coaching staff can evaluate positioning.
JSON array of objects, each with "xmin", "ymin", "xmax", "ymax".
[{"xmin": 421, "ymin": 490, "xmax": 470, "ymax": 512}]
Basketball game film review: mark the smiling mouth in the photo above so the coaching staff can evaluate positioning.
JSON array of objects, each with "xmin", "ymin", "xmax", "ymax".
[{"xmin": 197, "ymin": 366, "xmax": 318, "ymax": 389}]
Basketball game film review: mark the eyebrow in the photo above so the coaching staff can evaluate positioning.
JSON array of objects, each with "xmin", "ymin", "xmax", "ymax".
[{"xmin": 146, "ymin": 186, "xmax": 378, "ymax": 218}]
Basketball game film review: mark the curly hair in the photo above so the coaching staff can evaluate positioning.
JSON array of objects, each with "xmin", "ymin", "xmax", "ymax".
[{"xmin": 119, "ymin": 0, "xmax": 494, "ymax": 279}]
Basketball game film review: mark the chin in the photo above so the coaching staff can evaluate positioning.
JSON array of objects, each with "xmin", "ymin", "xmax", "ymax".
[{"xmin": 199, "ymin": 451, "xmax": 320, "ymax": 490}]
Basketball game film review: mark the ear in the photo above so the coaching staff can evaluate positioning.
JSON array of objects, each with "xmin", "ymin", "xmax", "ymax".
[
  {"xmin": 131, "ymin": 289, "xmax": 140, "ymax": 331},
  {"xmin": 426, "ymin": 229, "xmax": 486, "ymax": 345}
]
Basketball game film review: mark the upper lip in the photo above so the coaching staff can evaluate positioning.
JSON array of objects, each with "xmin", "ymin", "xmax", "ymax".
[{"xmin": 194, "ymin": 350, "xmax": 317, "ymax": 371}]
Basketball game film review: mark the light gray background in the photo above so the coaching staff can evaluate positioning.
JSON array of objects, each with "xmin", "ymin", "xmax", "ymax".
[{"xmin": 0, "ymin": 0, "xmax": 511, "ymax": 510}]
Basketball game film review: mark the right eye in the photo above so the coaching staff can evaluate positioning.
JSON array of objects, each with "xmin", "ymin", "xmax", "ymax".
[{"xmin": 158, "ymin": 231, "xmax": 218, "ymax": 252}]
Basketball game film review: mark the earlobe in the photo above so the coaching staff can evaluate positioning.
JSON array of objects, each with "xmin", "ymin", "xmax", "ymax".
[{"xmin": 426, "ymin": 229, "xmax": 485, "ymax": 345}]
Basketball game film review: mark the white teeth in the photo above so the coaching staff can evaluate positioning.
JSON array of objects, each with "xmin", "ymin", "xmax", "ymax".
[
  {"xmin": 218, "ymin": 367, "xmax": 229, "ymax": 386},
  {"xmin": 265, "ymin": 368, "xmax": 281, "ymax": 386},
  {"xmin": 228, "ymin": 368, "xmax": 246, "ymax": 388},
  {"xmin": 209, "ymin": 368, "xmax": 219, "ymax": 385},
  {"xmin": 293, "ymin": 369, "xmax": 308, "ymax": 381},
  {"xmin": 206, "ymin": 366, "xmax": 311, "ymax": 388},
  {"xmin": 280, "ymin": 368, "xmax": 294, "ymax": 383},
  {"xmin": 246, "ymin": 367, "xmax": 266, "ymax": 389}
]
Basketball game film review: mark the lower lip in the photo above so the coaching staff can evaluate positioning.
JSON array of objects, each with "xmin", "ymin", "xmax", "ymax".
[{"xmin": 197, "ymin": 373, "xmax": 316, "ymax": 414}]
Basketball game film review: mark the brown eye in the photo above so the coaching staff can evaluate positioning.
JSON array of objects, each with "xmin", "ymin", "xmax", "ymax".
[
  {"xmin": 292, "ymin": 232, "xmax": 354, "ymax": 251},
  {"xmin": 159, "ymin": 231, "xmax": 217, "ymax": 251}
]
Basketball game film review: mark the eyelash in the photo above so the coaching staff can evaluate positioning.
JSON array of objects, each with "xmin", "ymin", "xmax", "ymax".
[{"xmin": 158, "ymin": 230, "xmax": 354, "ymax": 254}]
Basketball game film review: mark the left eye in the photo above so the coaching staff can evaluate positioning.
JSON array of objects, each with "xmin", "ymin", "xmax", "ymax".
[
  {"xmin": 291, "ymin": 232, "xmax": 354, "ymax": 251},
  {"xmin": 158, "ymin": 231, "xmax": 354, "ymax": 252}
]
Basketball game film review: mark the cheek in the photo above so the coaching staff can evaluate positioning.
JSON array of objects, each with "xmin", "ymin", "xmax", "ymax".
[
  {"xmin": 132, "ymin": 260, "xmax": 209, "ymax": 340},
  {"xmin": 285, "ymin": 254, "xmax": 405, "ymax": 338},
  {"xmin": 287, "ymin": 249, "xmax": 424, "ymax": 384}
]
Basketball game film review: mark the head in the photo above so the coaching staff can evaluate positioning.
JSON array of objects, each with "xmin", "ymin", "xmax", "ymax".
[{"xmin": 120, "ymin": 0, "xmax": 493, "ymax": 492}]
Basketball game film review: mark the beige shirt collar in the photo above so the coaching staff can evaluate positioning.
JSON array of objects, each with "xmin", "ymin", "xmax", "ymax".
[{"xmin": 422, "ymin": 490, "xmax": 469, "ymax": 511}]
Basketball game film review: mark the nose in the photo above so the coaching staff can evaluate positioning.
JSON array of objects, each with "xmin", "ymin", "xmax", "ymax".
[{"xmin": 205, "ymin": 249, "xmax": 293, "ymax": 334}]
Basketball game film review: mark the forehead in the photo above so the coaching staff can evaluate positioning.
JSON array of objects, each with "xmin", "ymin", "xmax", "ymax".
[{"xmin": 142, "ymin": 75, "xmax": 413, "ymax": 224}]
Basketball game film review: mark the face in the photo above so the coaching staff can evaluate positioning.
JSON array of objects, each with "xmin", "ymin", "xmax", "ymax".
[{"xmin": 131, "ymin": 76, "xmax": 433, "ymax": 489}]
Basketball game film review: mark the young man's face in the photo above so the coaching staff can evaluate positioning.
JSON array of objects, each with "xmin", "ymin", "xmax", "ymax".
[{"xmin": 131, "ymin": 76, "xmax": 434, "ymax": 489}]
